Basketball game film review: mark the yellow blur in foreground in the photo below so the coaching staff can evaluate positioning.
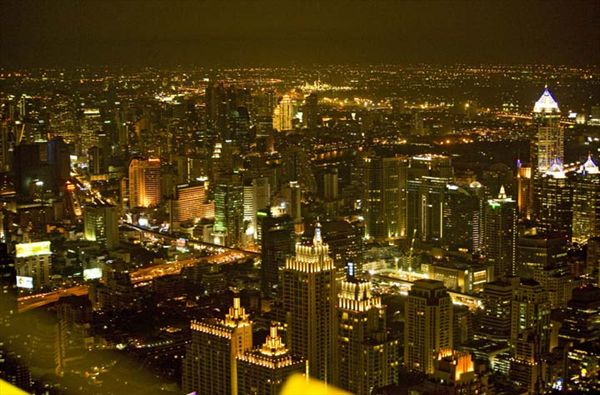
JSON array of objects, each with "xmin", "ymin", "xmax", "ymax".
[
  {"xmin": 281, "ymin": 374, "xmax": 350, "ymax": 395},
  {"xmin": 0, "ymin": 379, "xmax": 28, "ymax": 395}
]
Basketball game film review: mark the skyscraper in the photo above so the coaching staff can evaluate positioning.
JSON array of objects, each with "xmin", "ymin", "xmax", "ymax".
[
  {"xmin": 537, "ymin": 161, "xmax": 572, "ymax": 240},
  {"xmin": 213, "ymin": 174, "xmax": 244, "ymax": 246},
  {"xmin": 335, "ymin": 267, "xmax": 399, "ymax": 394},
  {"xmin": 572, "ymin": 156, "xmax": 600, "ymax": 244},
  {"xmin": 477, "ymin": 277, "xmax": 518, "ymax": 341},
  {"xmin": 533, "ymin": 88, "xmax": 563, "ymax": 174},
  {"xmin": 236, "ymin": 324, "xmax": 305, "ymax": 395},
  {"xmin": 258, "ymin": 209, "xmax": 294, "ymax": 297},
  {"xmin": 182, "ymin": 296, "xmax": 253, "ymax": 395},
  {"xmin": 83, "ymin": 204, "xmax": 119, "ymax": 250},
  {"xmin": 405, "ymin": 279, "xmax": 453, "ymax": 375},
  {"xmin": 483, "ymin": 186, "xmax": 517, "ymax": 279},
  {"xmin": 273, "ymin": 95, "xmax": 295, "ymax": 132},
  {"xmin": 509, "ymin": 279, "xmax": 551, "ymax": 393},
  {"xmin": 281, "ymin": 223, "xmax": 336, "ymax": 383},
  {"xmin": 364, "ymin": 155, "xmax": 408, "ymax": 240},
  {"xmin": 302, "ymin": 93, "xmax": 319, "ymax": 131},
  {"xmin": 128, "ymin": 157, "xmax": 161, "ymax": 208}
]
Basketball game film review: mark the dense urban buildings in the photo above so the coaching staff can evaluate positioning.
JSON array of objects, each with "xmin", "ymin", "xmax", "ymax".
[{"xmin": 0, "ymin": 12, "xmax": 599, "ymax": 393}]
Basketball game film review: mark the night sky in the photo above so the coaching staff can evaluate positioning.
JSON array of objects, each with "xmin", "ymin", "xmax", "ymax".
[{"xmin": 1, "ymin": 0, "xmax": 599, "ymax": 67}]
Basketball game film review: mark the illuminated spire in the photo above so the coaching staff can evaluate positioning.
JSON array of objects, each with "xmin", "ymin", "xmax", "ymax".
[
  {"xmin": 546, "ymin": 158, "xmax": 566, "ymax": 179},
  {"xmin": 260, "ymin": 323, "xmax": 288, "ymax": 356},
  {"xmin": 224, "ymin": 295, "xmax": 250, "ymax": 327},
  {"xmin": 313, "ymin": 219, "xmax": 322, "ymax": 246},
  {"xmin": 533, "ymin": 87, "xmax": 560, "ymax": 114},
  {"xmin": 581, "ymin": 154, "xmax": 600, "ymax": 174},
  {"xmin": 498, "ymin": 185, "xmax": 507, "ymax": 199}
]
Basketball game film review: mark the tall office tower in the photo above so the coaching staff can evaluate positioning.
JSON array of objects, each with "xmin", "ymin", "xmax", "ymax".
[
  {"xmin": 237, "ymin": 324, "xmax": 305, "ymax": 395},
  {"xmin": 509, "ymin": 279, "xmax": 551, "ymax": 394},
  {"xmin": 83, "ymin": 204, "xmax": 119, "ymax": 250},
  {"xmin": 128, "ymin": 158, "xmax": 161, "ymax": 208},
  {"xmin": 363, "ymin": 155, "xmax": 409, "ymax": 240},
  {"xmin": 282, "ymin": 181, "xmax": 303, "ymax": 235},
  {"xmin": 517, "ymin": 160, "xmax": 533, "ymax": 219},
  {"xmin": 532, "ymin": 88, "xmax": 563, "ymax": 174},
  {"xmin": 0, "ymin": 243, "xmax": 17, "ymax": 327},
  {"xmin": 557, "ymin": 285, "xmax": 600, "ymax": 346},
  {"xmin": 229, "ymin": 106, "xmax": 251, "ymax": 150},
  {"xmin": 405, "ymin": 279, "xmax": 453, "ymax": 375},
  {"xmin": 281, "ymin": 224, "xmax": 336, "ymax": 383},
  {"xmin": 517, "ymin": 233, "xmax": 567, "ymax": 278},
  {"xmin": 588, "ymin": 237, "xmax": 600, "ymax": 286},
  {"xmin": 477, "ymin": 278, "xmax": 518, "ymax": 341},
  {"xmin": 572, "ymin": 156, "xmax": 600, "ymax": 243},
  {"xmin": 302, "ymin": 93, "xmax": 319, "ymax": 130},
  {"xmin": 483, "ymin": 186, "xmax": 517, "ymax": 279},
  {"xmin": 213, "ymin": 174, "xmax": 244, "ymax": 247},
  {"xmin": 15, "ymin": 241, "xmax": 52, "ymax": 291},
  {"xmin": 407, "ymin": 155, "xmax": 454, "ymax": 245},
  {"xmin": 444, "ymin": 183, "xmax": 483, "ymax": 252},
  {"xmin": 170, "ymin": 182, "xmax": 211, "ymax": 226},
  {"xmin": 0, "ymin": 121, "xmax": 14, "ymax": 172},
  {"xmin": 335, "ymin": 268, "xmax": 399, "ymax": 394},
  {"xmin": 272, "ymin": 95, "xmax": 295, "ymax": 132},
  {"xmin": 243, "ymin": 177, "xmax": 271, "ymax": 241},
  {"xmin": 80, "ymin": 108, "xmax": 102, "ymax": 156},
  {"xmin": 258, "ymin": 209, "xmax": 294, "ymax": 297},
  {"xmin": 537, "ymin": 161, "xmax": 573, "ymax": 240},
  {"xmin": 323, "ymin": 167, "xmax": 339, "ymax": 201},
  {"xmin": 182, "ymin": 296, "xmax": 253, "ymax": 395}
]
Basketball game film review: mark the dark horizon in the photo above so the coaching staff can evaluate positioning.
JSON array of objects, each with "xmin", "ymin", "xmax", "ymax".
[{"xmin": 1, "ymin": 0, "xmax": 599, "ymax": 67}]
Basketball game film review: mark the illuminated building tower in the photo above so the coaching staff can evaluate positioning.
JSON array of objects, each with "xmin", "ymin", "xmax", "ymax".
[
  {"xmin": 302, "ymin": 93, "xmax": 319, "ymax": 130},
  {"xmin": 0, "ymin": 243, "xmax": 17, "ymax": 327},
  {"xmin": 407, "ymin": 155, "xmax": 454, "ymax": 245},
  {"xmin": 364, "ymin": 155, "xmax": 409, "ymax": 240},
  {"xmin": 170, "ymin": 182, "xmax": 211, "ymax": 226},
  {"xmin": 444, "ymin": 182, "xmax": 483, "ymax": 252},
  {"xmin": 483, "ymin": 186, "xmax": 517, "ymax": 279},
  {"xmin": 258, "ymin": 209, "xmax": 294, "ymax": 297},
  {"xmin": 237, "ymin": 324, "xmax": 305, "ymax": 395},
  {"xmin": 532, "ymin": 88, "xmax": 563, "ymax": 174},
  {"xmin": 243, "ymin": 177, "xmax": 271, "ymax": 241},
  {"xmin": 281, "ymin": 223, "xmax": 336, "ymax": 383},
  {"xmin": 230, "ymin": 106, "xmax": 251, "ymax": 150},
  {"xmin": 572, "ymin": 156, "xmax": 600, "ymax": 243},
  {"xmin": 83, "ymin": 204, "xmax": 119, "ymax": 250},
  {"xmin": 537, "ymin": 161, "xmax": 573, "ymax": 240},
  {"xmin": 273, "ymin": 95, "xmax": 295, "ymax": 132},
  {"xmin": 405, "ymin": 279, "xmax": 453, "ymax": 375},
  {"xmin": 335, "ymin": 267, "xmax": 399, "ymax": 394},
  {"xmin": 517, "ymin": 233, "xmax": 567, "ymax": 279},
  {"xmin": 14, "ymin": 241, "xmax": 52, "ymax": 291},
  {"xmin": 509, "ymin": 279, "xmax": 551, "ymax": 394},
  {"xmin": 80, "ymin": 108, "xmax": 102, "ymax": 157},
  {"xmin": 213, "ymin": 174, "xmax": 244, "ymax": 247},
  {"xmin": 182, "ymin": 296, "xmax": 253, "ymax": 395},
  {"xmin": 431, "ymin": 351, "xmax": 488, "ymax": 393},
  {"xmin": 128, "ymin": 158, "xmax": 161, "ymax": 208},
  {"xmin": 282, "ymin": 181, "xmax": 303, "ymax": 235},
  {"xmin": 480, "ymin": 279, "xmax": 518, "ymax": 341},
  {"xmin": 517, "ymin": 160, "xmax": 533, "ymax": 219}
]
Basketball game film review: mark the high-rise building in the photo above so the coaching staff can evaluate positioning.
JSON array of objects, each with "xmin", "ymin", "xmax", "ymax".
[
  {"xmin": 281, "ymin": 224, "xmax": 336, "ymax": 383},
  {"xmin": 14, "ymin": 241, "xmax": 52, "ymax": 291},
  {"xmin": 537, "ymin": 161, "xmax": 572, "ymax": 240},
  {"xmin": 477, "ymin": 277, "xmax": 518, "ymax": 341},
  {"xmin": 364, "ymin": 155, "xmax": 408, "ymax": 240},
  {"xmin": 0, "ymin": 243, "xmax": 17, "ymax": 327},
  {"xmin": 323, "ymin": 168, "xmax": 339, "ymax": 201},
  {"xmin": 509, "ymin": 279, "xmax": 551, "ymax": 393},
  {"xmin": 517, "ymin": 233, "xmax": 567, "ymax": 279},
  {"xmin": 128, "ymin": 158, "xmax": 161, "ymax": 208},
  {"xmin": 405, "ymin": 279, "xmax": 453, "ymax": 375},
  {"xmin": 83, "ymin": 204, "xmax": 119, "ymax": 250},
  {"xmin": 517, "ymin": 160, "xmax": 534, "ymax": 219},
  {"xmin": 237, "ymin": 324, "xmax": 305, "ymax": 395},
  {"xmin": 80, "ymin": 108, "xmax": 102, "ymax": 157},
  {"xmin": 182, "ymin": 296, "xmax": 253, "ymax": 395},
  {"xmin": 170, "ymin": 182, "xmax": 212, "ymax": 226},
  {"xmin": 572, "ymin": 156, "xmax": 600, "ymax": 243},
  {"xmin": 587, "ymin": 237, "xmax": 600, "ymax": 286},
  {"xmin": 273, "ymin": 95, "xmax": 295, "ymax": 132},
  {"xmin": 259, "ymin": 209, "xmax": 294, "ymax": 297},
  {"xmin": 302, "ymin": 93, "xmax": 319, "ymax": 130},
  {"xmin": 483, "ymin": 186, "xmax": 517, "ymax": 279},
  {"xmin": 532, "ymin": 88, "xmax": 563, "ymax": 174},
  {"xmin": 213, "ymin": 174, "xmax": 244, "ymax": 247},
  {"xmin": 407, "ymin": 155, "xmax": 454, "ymax": 245},
  {"xmin": 243, "ymin": 177, "xmax": 271, "ymax": 241},
  {"xmin": 335, "ymin": 268, "xmax": 399, "ymax": 394}
]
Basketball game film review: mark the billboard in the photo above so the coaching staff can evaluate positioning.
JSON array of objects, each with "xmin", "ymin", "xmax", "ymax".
[
  {"xmin": 15, "ymin": 241, "xmax": 51, "ymax": 258},
  {"xmin": 16, "ymin": 276, "xmax": 33, "ymax": 289},
  {"xmin": 83, "ymin": 268, "xmax": 102, "ymax": 281}
]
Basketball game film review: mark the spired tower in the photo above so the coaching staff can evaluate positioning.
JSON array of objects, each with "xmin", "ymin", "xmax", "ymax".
[
  {"xmin": 281, "ymin": 222, "xmax": 337, "ymax": 383},
  {"xmin": 182, "ymin": 295, "xmax": 253, "ymax": 395},
  {"xmin": 533, "ymin": 87, "xmax": 563, "ymax": 174}
]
